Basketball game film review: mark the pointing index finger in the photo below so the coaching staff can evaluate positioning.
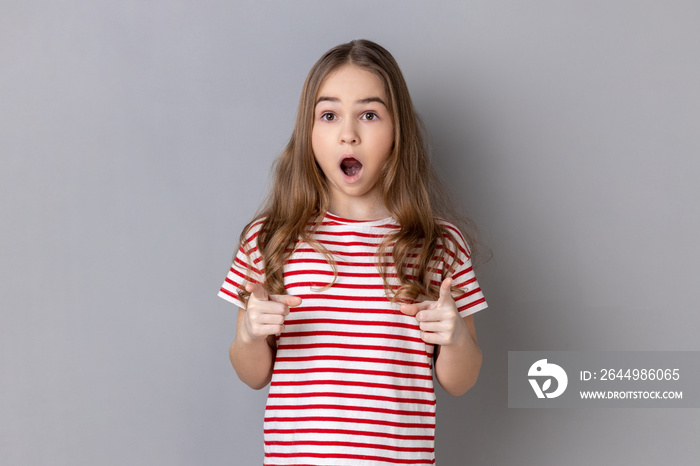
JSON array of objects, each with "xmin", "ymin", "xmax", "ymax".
[
  {"xmin": 270, "ymin": 294, "xmax": 303, "ymax": 308},
  {"xmin": 399, "ymin": 300, "xmax": 432, "ymax": 317}
]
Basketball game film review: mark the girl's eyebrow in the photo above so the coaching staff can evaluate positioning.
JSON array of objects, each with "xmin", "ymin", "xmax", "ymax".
[{"xmin": 315, "ymin": 96, "xmax": 387, "ymax": 107}]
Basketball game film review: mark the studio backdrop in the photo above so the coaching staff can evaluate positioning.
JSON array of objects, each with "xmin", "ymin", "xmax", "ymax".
[{"xmin": 1, "ymin": 1, "xmax": 698, "ymax": 465}]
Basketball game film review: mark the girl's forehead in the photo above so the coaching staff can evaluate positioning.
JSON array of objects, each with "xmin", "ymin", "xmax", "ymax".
[{"xmin": 316, "ymin": 64, "xmax": 388, "ymax": 101}]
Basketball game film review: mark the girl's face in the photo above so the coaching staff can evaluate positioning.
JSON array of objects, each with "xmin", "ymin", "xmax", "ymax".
[{"xmin": 311, "ymin": 64, "xmax": 394, "ymax": 219}]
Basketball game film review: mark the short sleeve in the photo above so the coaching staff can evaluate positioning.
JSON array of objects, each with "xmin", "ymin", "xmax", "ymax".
[
  {"xmin": 440, "ymin": 221, "xmax": 488, "ymax": 318},
  {"xmin": 218, "ymin": 220, "xmax": 266, "ymax": 309}
]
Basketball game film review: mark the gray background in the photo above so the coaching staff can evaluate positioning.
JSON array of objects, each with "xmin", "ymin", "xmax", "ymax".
[{"xmin": 2, "ymin": 1, "xmax": 698, "ymax": 465}]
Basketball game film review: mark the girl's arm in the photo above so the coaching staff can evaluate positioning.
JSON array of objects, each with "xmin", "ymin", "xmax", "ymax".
[
  {"xmin": 432, "ymin": 315, "xmax": 481, "ymax": 396},
  {"xmin": 400, "ymin": 278, "xmax": 482, "ymax": 396},
  {"xmin": 229, "ymin": 283, "xmax": 302, "ymax": 390},
  {"xmin": 229, "ymin": 308, "xmax": 277, "ymax": 390}
]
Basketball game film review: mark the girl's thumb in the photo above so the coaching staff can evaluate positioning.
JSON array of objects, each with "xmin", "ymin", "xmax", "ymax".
[
  {"xmin": 437, "ymin": 277, "xmax": 454, "ymax": 303},
  {"xmin": 245, "ymin": 282, "xmax": 269, "ymax": 301}
]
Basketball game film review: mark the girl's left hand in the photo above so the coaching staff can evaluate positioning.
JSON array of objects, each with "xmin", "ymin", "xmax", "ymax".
[{"xmin": 399, "ymin": 277, "xmax": 469, "ymax": 346}]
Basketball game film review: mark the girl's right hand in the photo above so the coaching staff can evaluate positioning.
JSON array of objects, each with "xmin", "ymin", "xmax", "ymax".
[{"xmin": 239, "ymin": 283, "xmax": 302, "ymax": 343}]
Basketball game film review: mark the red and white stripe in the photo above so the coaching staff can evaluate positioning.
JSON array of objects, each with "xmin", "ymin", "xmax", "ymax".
[{"xmin": 219, "ymin": 212, "xmax": 487, "ymax": 465}]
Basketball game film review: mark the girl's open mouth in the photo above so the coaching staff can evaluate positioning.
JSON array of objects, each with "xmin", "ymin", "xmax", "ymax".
[{"xmin": 340, "ymin": 156, "xmax": 363, "ymax": 183}]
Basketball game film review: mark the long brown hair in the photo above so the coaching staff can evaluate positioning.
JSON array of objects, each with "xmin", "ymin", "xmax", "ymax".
[{"xmin": 237, "ymin": 39, "xmax": 485, "ymax": 303}]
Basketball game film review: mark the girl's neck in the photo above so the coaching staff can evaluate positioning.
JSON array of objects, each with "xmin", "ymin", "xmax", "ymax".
[{"xmin": 327, "ymin": 200, "xmax": 391, "ymax": 221}]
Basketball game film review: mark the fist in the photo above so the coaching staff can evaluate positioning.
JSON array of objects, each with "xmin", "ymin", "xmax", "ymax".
[
  {"xmin": 399, "ymin": 277, "xmax": 468, "ymax": 346},
  {"xmin": 240, "ymin": 283, "xmax": 302, "ymax": 343}
]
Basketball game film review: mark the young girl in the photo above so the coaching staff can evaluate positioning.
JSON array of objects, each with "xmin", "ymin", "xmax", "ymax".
[{"xmin": 219, "ymin": 39, "xmax": 488, "ymax": 465}]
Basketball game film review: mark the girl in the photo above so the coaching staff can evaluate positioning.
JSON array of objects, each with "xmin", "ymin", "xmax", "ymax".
[{"xmin": 219, "ymin": 39, "xmax": 488, "ymax": 465}]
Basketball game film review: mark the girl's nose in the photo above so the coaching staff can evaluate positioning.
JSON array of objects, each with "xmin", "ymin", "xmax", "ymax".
[{"xmin": 339, "ymin": 121, "xmax": 359, "ymax": 144}]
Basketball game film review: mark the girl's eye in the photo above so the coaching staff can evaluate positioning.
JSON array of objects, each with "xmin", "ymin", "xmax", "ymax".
[
  {"xmin": 362, "ymin": 112, "xmax": 378, "ymax": 121},
  {"xmin": 321, "ymin": 113, "xmax": 336, "ymax": 121}
]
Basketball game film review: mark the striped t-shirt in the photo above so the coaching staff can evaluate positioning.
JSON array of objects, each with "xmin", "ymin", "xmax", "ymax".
[{"xmin": 219, "ymin": 212, "xmax": 488, "ymax": 465}]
